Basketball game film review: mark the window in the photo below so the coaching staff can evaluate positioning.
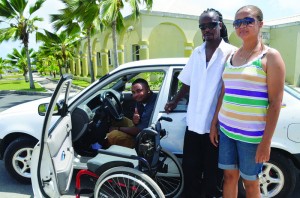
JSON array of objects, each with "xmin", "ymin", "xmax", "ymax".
[
  {"xmin": 132, "ymin": 45, "xmax": 140, "ymax": 61},
  {"xmin": 108, "ymin": 50, "xmax": 112, "ymax": 65},
  {"xmin": 168, "ymin": 70, "xmax": 189, "ymax": 111},
  {"xmin": 97, "ymin": 52, "xmax": 101, "ymax": 66}
]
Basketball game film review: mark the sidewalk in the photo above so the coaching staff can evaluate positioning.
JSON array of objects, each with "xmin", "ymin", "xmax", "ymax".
[
  {"xmin": 0, "ymin": 73, "xmax": 83, "ymax": 96},
  {"xmin": 34, "ymin": 73, "xmax": 83, "ymax": 94}
]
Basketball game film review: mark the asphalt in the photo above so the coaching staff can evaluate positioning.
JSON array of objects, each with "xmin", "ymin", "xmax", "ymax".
[{"xmin": 0, "ymin": 73, "xmax": 83, "ymax": 96}]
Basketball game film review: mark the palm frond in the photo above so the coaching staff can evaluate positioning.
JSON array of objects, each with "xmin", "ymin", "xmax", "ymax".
[
  {"xmin": 10, "ymin": 0, "xmax": 27, "ymax": 14},
  {"xmin": 29, "ymin": 0, "xmax": 46, "ymax": 15},
  {"xmin": 0, "ymin": 0, "xmax": 17, "ymax": 18}
]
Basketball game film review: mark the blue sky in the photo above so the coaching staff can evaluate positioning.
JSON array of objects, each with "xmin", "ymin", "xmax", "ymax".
[{"xmin": 0, "ymin": 0, "xmax": 299, "ymax": 59}]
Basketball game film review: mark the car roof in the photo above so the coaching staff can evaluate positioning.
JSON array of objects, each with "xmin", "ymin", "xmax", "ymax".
[{"xmin": 112, "ymin": 57, "xmax": 188, "ymax": 73}]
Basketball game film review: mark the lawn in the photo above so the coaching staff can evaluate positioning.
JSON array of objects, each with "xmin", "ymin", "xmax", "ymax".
[
  {"xmin": 72, "ymin": 80, "xmax": 90, "ymax": 88},
  {"xmin": 0, "ymin": 74, "xmax": 46, "ymax": 92}
]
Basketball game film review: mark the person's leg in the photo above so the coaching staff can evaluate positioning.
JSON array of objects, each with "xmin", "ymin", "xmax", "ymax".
[
  {"xmin": 223, "ymin": 169, "xmax": 239, "ymax": 197},
  {"xmin": 237, "ymin": 141, "xmax": 263, "ymax": 198},
  {"xmin": 106, "ymin": 130, "xmax": 135, "ymax": 148},
  {"xmin": 182, "ymin": 129, "xmax": 205, "ymax": 198},
  {"xmin": 218, "ymin": 132, "xmax": 240, "ymax": 198},
  {"xmin": 243, "ymin": 179, "xmax": 260, "ymax": 198},
  {"xmin": 202, "ymin": 133, "xmax": 223, "ymax": 197}
]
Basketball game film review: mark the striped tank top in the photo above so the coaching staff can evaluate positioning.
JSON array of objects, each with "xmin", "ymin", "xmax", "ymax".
[{"xmin": 218, "ymin": 50, "xmax": 268, "ymax": 144}]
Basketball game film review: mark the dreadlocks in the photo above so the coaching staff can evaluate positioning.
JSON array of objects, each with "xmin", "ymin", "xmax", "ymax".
[{"xmin": 201, "ymin": 8, "xmax": 230, "ymax": 43}]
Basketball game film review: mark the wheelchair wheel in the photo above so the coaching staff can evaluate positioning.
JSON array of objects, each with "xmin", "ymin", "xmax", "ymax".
[
  {"xmin": 154, "ymin": 148, "xmax": 184, "ymax": 198},
  {"xmin": 94, "ymin": 167, "xmax": 164, "ymax": 198}
]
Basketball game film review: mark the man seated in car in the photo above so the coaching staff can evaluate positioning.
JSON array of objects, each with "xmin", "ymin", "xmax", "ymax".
[{"xmin": 106, "ymin": 78, "xmax": 157, "ymax": 148}]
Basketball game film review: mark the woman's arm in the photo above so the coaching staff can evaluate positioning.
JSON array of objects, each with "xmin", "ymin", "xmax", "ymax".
[{"xmin": 256, "ymin": 48, "xmax": 286, "ymax": 163}]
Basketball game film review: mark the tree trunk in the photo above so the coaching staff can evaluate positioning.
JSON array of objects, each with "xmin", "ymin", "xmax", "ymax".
[
  {"xmin": 87, "ymin": 28, "xmax": 95, "ymax": 82},
  {"xmin": 112, "ymin": 20, "xmax": 119, "ymax": 68},
  {"xmin": 24, "ymin": 42, "xmax": 35, "ymax": 89}
]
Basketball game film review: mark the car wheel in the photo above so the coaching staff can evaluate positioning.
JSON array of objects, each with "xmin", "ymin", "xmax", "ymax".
[
  {"xmin": 238, "ymin": 151, "xmax": 296, "ymax": 197},
  {"xmin": 4, "ymin": 137, "xmax": 37, "ymax": 184}
]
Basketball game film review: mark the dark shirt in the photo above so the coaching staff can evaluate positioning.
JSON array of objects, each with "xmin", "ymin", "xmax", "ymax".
[{"xmin": 135, "ymin": 92, "xmax": 157, "ymax": 131}]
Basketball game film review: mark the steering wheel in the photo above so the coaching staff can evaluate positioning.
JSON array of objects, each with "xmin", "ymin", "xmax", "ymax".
[{"xmin": 101, "ymin": 90, "xmax": 123, "ymax": 121}]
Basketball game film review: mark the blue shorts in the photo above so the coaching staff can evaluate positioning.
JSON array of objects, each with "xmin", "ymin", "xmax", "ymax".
[{"xmin": 218, "ymin": 132, "xmax": 263, "ymax": 181}]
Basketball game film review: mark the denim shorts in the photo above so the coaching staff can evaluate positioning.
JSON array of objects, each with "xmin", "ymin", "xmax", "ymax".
[{"xmin": 218, "ymin": 131, "xmax": 263, "ymax": 181}]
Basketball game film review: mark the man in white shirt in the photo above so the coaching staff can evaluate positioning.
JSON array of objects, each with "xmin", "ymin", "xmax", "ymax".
[{"xmin": 165, "ymin": 8, "xmax": 236, "ymax": 198}]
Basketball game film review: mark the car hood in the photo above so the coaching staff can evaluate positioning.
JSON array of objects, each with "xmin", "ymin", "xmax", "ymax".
[{"xmin": 0, "ymin": 97, "xmax": 51, "ymax": 115}]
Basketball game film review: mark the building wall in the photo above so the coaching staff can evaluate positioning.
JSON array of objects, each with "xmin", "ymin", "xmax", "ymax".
[
  {"xmin": 269, "ymin": 23, "xmax": 300, "ymax": 85},
  {"xmin": 77, "ymin": 11, "xmax": 300, "ymax": 85}
]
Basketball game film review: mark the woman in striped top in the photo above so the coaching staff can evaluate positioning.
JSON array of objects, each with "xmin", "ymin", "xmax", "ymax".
[{"xmin": 209, "ymin": 5, "xmax": 285, "ymax": 198}]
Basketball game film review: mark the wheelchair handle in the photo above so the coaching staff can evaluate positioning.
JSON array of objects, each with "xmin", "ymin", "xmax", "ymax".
[{"xmin": 158, "ymin": 116, "xmax": 172, "ymax": 122}]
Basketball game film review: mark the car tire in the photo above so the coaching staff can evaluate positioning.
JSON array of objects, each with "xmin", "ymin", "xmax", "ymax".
[
  {"xmin": 238, "ymin": 151, "xmax": 296, "ymax": 197},
  {"xmin": 4, "ymin": 137, "xmax": 37, "ymax": 184}
]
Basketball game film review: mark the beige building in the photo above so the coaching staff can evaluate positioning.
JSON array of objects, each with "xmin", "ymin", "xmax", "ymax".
[{"xmin": 72, "ymin": 10, "xmax": 300, "ymax": 86}]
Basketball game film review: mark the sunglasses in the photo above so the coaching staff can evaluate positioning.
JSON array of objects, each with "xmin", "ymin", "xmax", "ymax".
[
  {"xmin": 199, "ymin": 21, "xmax": 220, "ymax": 30},
  {"xmin": 233, "ymin": 17, "xmax": 255, "ymax": 28}
]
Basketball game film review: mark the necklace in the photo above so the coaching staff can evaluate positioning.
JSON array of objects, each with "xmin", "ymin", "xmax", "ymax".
[{"xmin": 240, "ymin": 42, "xmax": 260, "ymax": 64}]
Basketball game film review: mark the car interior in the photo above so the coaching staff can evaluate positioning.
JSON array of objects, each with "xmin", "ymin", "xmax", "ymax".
[{"xmin": 70, "ymin": 71, "xmax": 166, "ymax": 157}]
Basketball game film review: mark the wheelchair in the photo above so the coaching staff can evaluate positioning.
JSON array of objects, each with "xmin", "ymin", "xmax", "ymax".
[{"xmin": 75, "ymin": 116, "xmax": 184, "ymax": 198}]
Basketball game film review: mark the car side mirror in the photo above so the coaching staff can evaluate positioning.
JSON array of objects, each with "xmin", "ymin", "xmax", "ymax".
[{"xmin": 38, "ymin": 103, "xmax": 59, "ymax": 116}]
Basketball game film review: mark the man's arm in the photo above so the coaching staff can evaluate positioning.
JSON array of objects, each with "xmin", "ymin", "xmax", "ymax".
[{"xmin": 164, "ymin": 83, "xmax": 190, "ymax": 113}]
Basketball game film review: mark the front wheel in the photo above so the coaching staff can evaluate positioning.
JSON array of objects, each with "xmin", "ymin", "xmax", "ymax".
[
  {"xmin": 154, "ymin": 148, "xmax": 184, "ymax": 198},
  {"xmin": 238, "ymin": 151, "xmax": 296, "ymax": 197},
  {"xmin": 4, "ymin": 137, "xmax": 37, "ymax": 184}
]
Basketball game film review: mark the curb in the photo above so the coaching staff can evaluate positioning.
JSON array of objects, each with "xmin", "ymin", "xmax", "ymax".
[{"xmin": 0, "ymin": 90, "xmax": 52, "ymax": 96}]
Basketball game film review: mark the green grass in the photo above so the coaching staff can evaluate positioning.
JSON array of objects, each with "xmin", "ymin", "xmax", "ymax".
[
  {"xmin": 0, "ymin": 74, "xmax": 90, "ymax": 92},
  {"xmin": 72, "ymin": 80, "xmax": 90, "ymax": 88},
  {"xmin": 0, "ymin": 78, "xmax": 46, "ymax": 92}
]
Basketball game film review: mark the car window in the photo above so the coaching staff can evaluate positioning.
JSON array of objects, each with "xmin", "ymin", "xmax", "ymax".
[
  {"xmin": 285, "ymin": 85, "xmax": 300, "ymax": 100},
  {"xmin": 124, "ymin": 72, "xmax": 165, "ymax": 92},
  {"xmin": 168, "ymin": 70, "xmax": 189, "ymax": 111}
]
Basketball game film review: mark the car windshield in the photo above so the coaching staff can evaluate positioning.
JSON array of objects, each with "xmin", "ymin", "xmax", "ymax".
[{"xmin": 285, "ymin": 84, "xmax": 300, "ymax": 100}]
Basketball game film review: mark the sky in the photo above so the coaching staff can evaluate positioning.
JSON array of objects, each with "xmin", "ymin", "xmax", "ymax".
[{"xmin": 0, "ymin": 0, "xmax": 299, "ymax": 59}]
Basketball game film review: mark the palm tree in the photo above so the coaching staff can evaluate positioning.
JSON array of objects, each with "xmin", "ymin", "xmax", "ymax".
[
  {"xmin": 34, "ymin": 48, "xmax": 58, "ymax": 76},
  {"xmin": 0, "ymin": 0, "xmax": 45, "ymax": 89},
  {"xmin": 99, "ymin": 0, "xmax": 153, "ymax": 68},
  {"xmin": 36, "ymin": 29, "xmax": 79, "ymax": 76},
  {"xmin": 0, "ymin": 57, "xmax": 6, "ymax": 79},
  {"xmin": 6, "ymin": 47, "xmax": 35, "ymax": 82},
  {"xmin": 51, "ymin": 0, "xmax": 101, "ymax": 83}
]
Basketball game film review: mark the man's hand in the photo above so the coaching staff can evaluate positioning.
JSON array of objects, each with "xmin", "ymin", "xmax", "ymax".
[
  {"xmin": 209, "ymin": 125, "xmax": 219, "ymax": 147},
  {"xmin": 164, "ymin": 101, "xmax": 177, "ymax": 113},
  {"xmin": 132, "ymin": 107, "xmax": 140, "ymax": 125}
]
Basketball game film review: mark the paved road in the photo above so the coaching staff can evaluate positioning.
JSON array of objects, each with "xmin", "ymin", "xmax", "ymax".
[{"xmin": 0, "ymin": 88, "xmax": 300, "ymax": 197}]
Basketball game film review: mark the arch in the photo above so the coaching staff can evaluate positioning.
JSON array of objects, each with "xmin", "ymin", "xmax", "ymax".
[
  {"xmin": 193, "ymin": 30, "xmax": 204, "ymax": 48},
  {"xmin": 148, "ymin": 22, "xmax": 187, "ymax": 58}
]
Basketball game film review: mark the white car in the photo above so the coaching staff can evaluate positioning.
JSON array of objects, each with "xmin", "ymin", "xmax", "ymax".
[{"xmin": 0, "ymin": 58, "xmax": 300, "ymax": 197}]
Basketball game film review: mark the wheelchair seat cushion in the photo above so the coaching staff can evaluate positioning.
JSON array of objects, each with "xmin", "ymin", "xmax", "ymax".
[{"xmin": 87, "ymin": 145, "xmax": 138, "ymax": 175}]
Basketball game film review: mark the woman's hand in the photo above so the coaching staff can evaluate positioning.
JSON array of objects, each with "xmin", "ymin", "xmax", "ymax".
[{"xmin": 255, "ymin": 141, "xmax": 271, "ymax": 163}]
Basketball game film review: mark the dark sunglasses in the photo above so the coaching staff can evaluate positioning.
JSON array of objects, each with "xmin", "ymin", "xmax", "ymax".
[
  {"xmin": 233, "ymin": 17, "xmax": 255, "ymax": 28},
  {"xmin": 199, "ymin": 22, "xmax": 219, "ymax": 30}
]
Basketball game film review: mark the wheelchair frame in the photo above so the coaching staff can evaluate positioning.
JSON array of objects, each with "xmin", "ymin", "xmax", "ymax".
[{"xmin": 75, "ymin": 116, "xmax": 184, "ymax": 198}]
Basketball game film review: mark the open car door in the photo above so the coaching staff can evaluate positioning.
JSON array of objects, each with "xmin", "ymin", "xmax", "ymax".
[{"xmin": 31, "ymin": 74, "xmax": 74, "ymax": 198}]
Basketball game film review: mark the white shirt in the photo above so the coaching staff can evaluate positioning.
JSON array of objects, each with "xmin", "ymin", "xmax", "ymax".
[{"xmin": 178, "ymin": 39, "xmax": 236, "ymax": 134}]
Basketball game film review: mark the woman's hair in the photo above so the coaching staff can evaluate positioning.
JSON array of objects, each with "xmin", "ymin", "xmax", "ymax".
[
  {"xmin": 200, "ymin": 8, "xmax": 229, "ymax": 43},
  {"xmin": 236, "ymin": 5, "xmax": 263, "ymax": 22}
]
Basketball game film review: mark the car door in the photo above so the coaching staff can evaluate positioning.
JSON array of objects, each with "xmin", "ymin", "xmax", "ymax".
[
  {"xmin": 154, "ymin": 67, "xmax": 187, "ymax": 155},
  {"xmin": 31, "ymin": 74, "xmax": 74, "ymax": 198}
]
